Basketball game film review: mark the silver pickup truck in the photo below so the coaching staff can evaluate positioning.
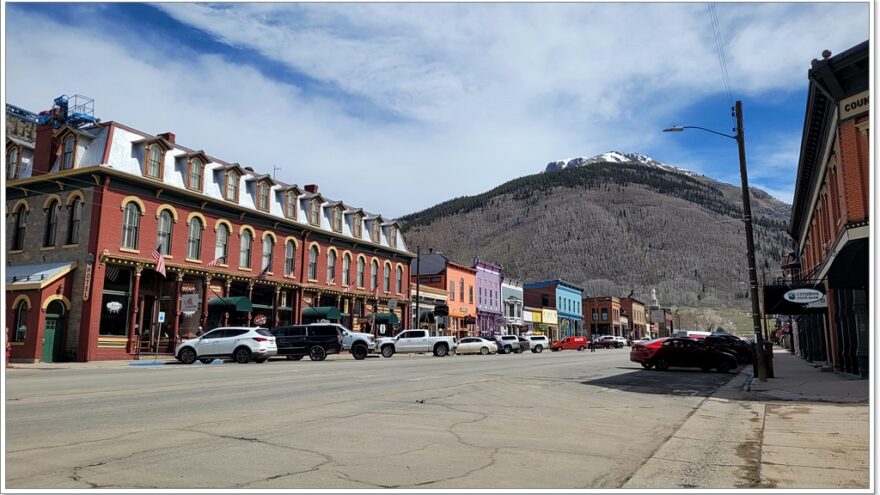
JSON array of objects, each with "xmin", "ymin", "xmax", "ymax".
[{"xmin": 376, "ymin": 329, "xmax": 456, "ymax": 358}]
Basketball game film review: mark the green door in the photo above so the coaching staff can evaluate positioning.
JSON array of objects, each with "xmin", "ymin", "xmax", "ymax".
[{"xmin": 41, "ymin": 319, "xmax": 57, "ymax": 363}]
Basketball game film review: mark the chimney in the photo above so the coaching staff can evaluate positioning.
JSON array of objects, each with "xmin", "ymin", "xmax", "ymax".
[
  {"xmin": 158, "ymin": 132, "xmax": 175, "ymax": 144},
  {"xmin": 304, "ymin": 184, "xmax": 319, "ymax": 193},
  {"xmin": 32, "ymin": 123, "xmax": 57, "ymax": 177}
]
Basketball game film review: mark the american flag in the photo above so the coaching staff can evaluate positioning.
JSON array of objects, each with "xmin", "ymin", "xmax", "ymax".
[
  {"xmin": 343, "ymin": 282, "xmax": 352, "ymax": 294},
  {"xmin": 207, "ymin": 256, "xmax": 226, "ymax": 267},
  {"xmin": 373, "ymin": 280, "xmax": 380, "ymax": 298},
  {"xmin": 151, "ymin": 243, "xmax": 166, "ymax": 278},
  {"xmin": 257, "ymin": 264, "xmax": 270, "ymax": 280},
  {"xmin": 105, "ymin": 265, "xmax": 120, "ymax": 282}
]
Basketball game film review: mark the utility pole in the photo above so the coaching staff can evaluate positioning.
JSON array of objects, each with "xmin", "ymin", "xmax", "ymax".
[
  {"xmin": 735, "ymin": 100, "xmax": 768, "ymax": 382},
  {"xmin": 415, "ymin": 246, "xmax": 421, "ymax": 331}
]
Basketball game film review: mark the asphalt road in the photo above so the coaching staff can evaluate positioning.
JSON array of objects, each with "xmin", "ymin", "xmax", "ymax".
[{"xmin": 5, "ymin": 348, "xmax": 737, "ymax": 489}]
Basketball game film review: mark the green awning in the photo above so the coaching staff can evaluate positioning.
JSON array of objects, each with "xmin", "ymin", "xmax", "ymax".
[
  {"xmin": 302, "ymin": 306, "xmax": 342, "ymax": 320},
  {"xmin": 208, "ymin": 296, "xmax": 253, "ymax": 312},
  {"xmin": 366, "ymin": 312, "xmax": 400, "ymax": 325}
]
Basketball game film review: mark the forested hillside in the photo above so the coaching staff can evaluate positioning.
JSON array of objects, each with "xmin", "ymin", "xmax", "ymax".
[{"xmin": 400, "ymin": 161, "xmax": 791, "ymax": 308}]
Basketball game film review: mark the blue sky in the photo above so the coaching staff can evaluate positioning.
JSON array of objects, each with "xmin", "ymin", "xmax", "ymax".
[{"xmin": 5, "ymin": 3, "xmax": 869, "ymax": 217}]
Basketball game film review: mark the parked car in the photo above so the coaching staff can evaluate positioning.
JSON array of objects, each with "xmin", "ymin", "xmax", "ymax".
[
  {"xmin": 634, "ymin": 337, "xmax": 653, "ymax": 345},
  {"xmin": 595, "ymin": 335, "xmax": 623, "ymax": 349},
  {"xmin": 376, "ymin": 329, "xmax": 456, "ymax": 358},
  {"xmin": 525, "ymin": 335, "xmax": 549, "ymax": 353},
  {"xmin": 271, "ymin": 323, "xmax": 376, "ymax": 361},
  {"xmin": 551, "ymin": 336, "xmax": 588, "ymax": 351},
  {"xmin": 454, "ymin": 337, "xmax": 497, "ymax": 355},
  {"xmin": 704, "ymin": 333, "xmax": 753, "ymax": 364},
  {"xmin": 613, "ymin": 336, "xmax": 629, "ymax": 347},
  {"xmin": 495, "ymin": 335, "xmax": 523, "ymax": 354},
  {"xmin": 517, "ymin": 336, "xmax": 531, "ymax": 353},
  {"xmin": 629, "ymin": 337, "xmax": 738, "ymax": 373},
  {"xmin": 175, "ymin": 327, "xmax": 277, "ymax": 364}
]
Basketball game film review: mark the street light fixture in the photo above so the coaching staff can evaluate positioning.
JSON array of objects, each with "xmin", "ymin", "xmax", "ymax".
[{"xmin": 663, "ymin": 100, "xmax": 768, "ymax": 382}]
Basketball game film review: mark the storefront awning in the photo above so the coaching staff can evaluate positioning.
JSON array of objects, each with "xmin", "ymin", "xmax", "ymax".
[
  {"xmin": 208, "ymin": 296, "xmax": 253, "ymax": 312},
  {"xmin": 366, "ymin": 312, "xmax": 400, "ymax": 325},
  {"xmin": 303, "ymin": 306, "xmax": 342, "ymax": 320}
]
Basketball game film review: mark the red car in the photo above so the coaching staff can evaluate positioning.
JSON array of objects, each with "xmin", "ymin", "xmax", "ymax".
[
  {"xmin": 630, "ymin": 337, "xmax": 738, "ymax": 373},
  {"xmin": 551, "ymin": 336, "xmax": 588, "ymax": 351}
]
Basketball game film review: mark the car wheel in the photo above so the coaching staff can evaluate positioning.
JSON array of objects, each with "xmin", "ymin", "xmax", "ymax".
[
  {"xmin": 480, "ymin": 346, "xmax": 489, "ymax": 355},
  {"xmin": 578, "ymin": 346, "xmax": 585, "ymax": 351},
  {"xmin": 199, "ymin": 358, "xmax": 213, "ymax": 364},
  {"xmin": 255, "ymin": 357, "xmax": 268, "ymax": 364},
  {"xmin": 351, "ymin": 344, "xmax": 368, "ymax": 360},
  {"xmin": 504, "ymin": 345, "xmax": 512, "ymax": 354},
  {"xmin": 717, "ymin": 361, "xmax": 732, "ymax": 373},
  {"xmin": 513, "ymin": 347, "xmax": 521, "ymax": 354},
  {"xmin": 233, "ymin": 347, "xmax": 252, "ymax": 364},
  {"xmin": 641, "ymin": 362, "xmax": 654, "ymax": 370},
  {"xmin": 309, "ymin": 346, "xmax": 327, "ymax": 361},
  {"xmin": 433, "ymin": 343, "xmax": 448, "ymax": 357},
  {"xmin": 381, "ymin": 345, "xmax": 395, "ymax": 358},
  {"xmin": 535, "ymin": 345, "xmax": 543, "ymax": 353},
  {"xmin": 178, "ymin": 347, "xmax": 197, "ymax": 364},
  {"xmin": 654, "ymin": 358, "xmax": 670, "ymax": 371},
  {"xmin": 287, "ymin": 355, "xmax": 303, "ymax": 361}
]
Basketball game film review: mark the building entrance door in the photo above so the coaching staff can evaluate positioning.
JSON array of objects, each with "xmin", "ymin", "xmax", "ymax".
[{"xmin": 42, "ymin": 300, "xmax": 67, "ymax": 362}]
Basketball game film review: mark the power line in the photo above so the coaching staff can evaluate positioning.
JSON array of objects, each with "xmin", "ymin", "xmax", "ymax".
[{"xmin": 707, "ymin": 3, "xmax": 735, "ymax": 122}]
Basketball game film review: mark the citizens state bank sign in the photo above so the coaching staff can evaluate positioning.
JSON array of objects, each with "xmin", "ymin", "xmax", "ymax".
[{"xmin": 783, "ymin": 288, "xmax": 824, "ymax": 304}]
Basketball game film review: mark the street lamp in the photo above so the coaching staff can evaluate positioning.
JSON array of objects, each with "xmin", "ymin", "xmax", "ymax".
[{"xmin": 663, "ymin": 100, "xmax": 768, "ymax": 382}]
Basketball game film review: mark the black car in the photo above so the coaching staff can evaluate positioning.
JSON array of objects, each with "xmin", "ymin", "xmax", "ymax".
[
  {"xmin": 271, "ymin": 324, "xmax": 342, "ymax": 361},
  {"xmin": 704, "ymin": 333, "xmax": 753, "ymax": 364}
]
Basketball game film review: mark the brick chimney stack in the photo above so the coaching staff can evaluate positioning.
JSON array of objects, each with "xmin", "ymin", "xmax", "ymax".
[
  {"xmin": 158, "ymin": 132, "xmax": 175, "ymax": 144},
  {"xmin": 304, "ymin": 184, "xmax": 319, "ymax": 193},
  {"xmin": 32, "ymin": 123, "xmax": 57, "ymax": 177}
]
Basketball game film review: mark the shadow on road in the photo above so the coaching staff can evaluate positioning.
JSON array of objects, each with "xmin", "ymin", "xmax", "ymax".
[{"xmin": 582, "ymin": 367, "xmax": 739, "ymax": 398}]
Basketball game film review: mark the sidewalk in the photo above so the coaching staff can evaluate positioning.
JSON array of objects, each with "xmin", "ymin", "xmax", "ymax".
[
  {"xmin": 6, "ymin": 358, "xmax": 175, "ymax": 370},
  {"xmin": 624, "ymin": 347, "xmax": 870, "ymax": 489}
]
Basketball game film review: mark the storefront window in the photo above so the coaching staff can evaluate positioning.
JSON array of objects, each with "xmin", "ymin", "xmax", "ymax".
[
  {"xmin": 343, "ymin": 253, "xmax": 351, "ymax": 285},
  {"xmin": 99, "ymin": 267, "xmax": 132, "ymax": 336},
  {"xmin": 357, "ymin": 257, "xmax": 365, "ymax": 287}
]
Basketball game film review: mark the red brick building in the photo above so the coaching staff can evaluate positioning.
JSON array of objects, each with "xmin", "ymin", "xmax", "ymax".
[
  {"xmin": 582, "ymin": 296, "xmax": 621, "ymax": 338},
  {"xmin": 788, "ymin": 41, "xmax": 869, "ymax": 377},
  {"xmin": 6, "ymin": 100, "xmax": 413, "ymax": 362}
]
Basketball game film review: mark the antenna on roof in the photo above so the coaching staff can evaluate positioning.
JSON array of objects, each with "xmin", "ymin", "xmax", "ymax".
[{"xmin": 272, "ymin": 164, "xmax": 281, "ymax": 180}]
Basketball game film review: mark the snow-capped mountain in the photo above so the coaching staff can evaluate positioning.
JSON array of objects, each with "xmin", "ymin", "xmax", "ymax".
[{"xmin": 545, "ymin": 151, "xmax": 699, "ymax": 177}]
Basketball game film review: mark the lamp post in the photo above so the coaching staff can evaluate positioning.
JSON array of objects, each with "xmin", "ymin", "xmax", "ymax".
[{"xmin": 663, "ymin": 100, "xmax": 768, "ymax": 382}]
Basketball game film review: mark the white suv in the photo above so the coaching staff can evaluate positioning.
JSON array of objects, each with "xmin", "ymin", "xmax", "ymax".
[
  {"xmin": 526, "ymin": 335, "xmax": 550, "ymax": 353},
  {"xmin": 175, "ymin": 327, "xmax": 277, "ymax": 364}
]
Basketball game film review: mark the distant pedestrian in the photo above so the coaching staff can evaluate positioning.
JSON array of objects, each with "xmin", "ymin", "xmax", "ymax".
[{"xmin": 589, "ymin": 338, "xmax": 595, "ymax": 352}]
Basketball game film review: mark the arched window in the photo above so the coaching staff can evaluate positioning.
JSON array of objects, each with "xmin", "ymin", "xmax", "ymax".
[
  {"xmin": 261, "ymin": 235, "xmax": 274, "ymax": 271},
  {"xmin": 327, "ymin": 251, "xmax": 337, "ymax": 283},
  {"xmin": 284, "ymin": 241, "xmax": 295, "ymax": 276},
  {"xmin": 224, "ymin": 171, "xmax": 239, "ymax": 202},
  {"xmin": 239, "ymin": 230, "xmax": 253, "ymax": 269},
  {"xmin": 121, "ymin": 202, "xmax": 141, "ymax": 249},
  {"xmin": 187, "ymin": 217, "xmax": 202, "ymax": 260},
  {"xmin": 357, "ymin": 257, "xmax": 365, "ymax": 287},
  {"xmin": 257, "ymin": 182, "xmax": 270, "ymax": 212},
  {"xmin": 396, "ymin": 266, "xmax": 403, "ymax": 293},
  {"xmin": 308, "ymin": 245, "xmax": 318, "ymax": 280},
  {"xmin": 12, "ymin": 299, "xmax": 29, "ymax": 342},
  {"xmin": 343, "ymin": 253, "xmax": 351, "ymax": 285},
  {"xmin": 12, "ymin": 205, "xmax": 27, "ymax": 251},
  {"xmin": 146, "ymin": 144, "xmax": 162, "ymax": 178},
  {"xmin": 188, "ymin": 158, "xmax": 203, "ymax": 190},
  {"xmin": 6, "ymin": 146, "xmax": 20, "ymax": 179},
  {"xmin": 215, "ymin": 223, "xmax": 230, "ymax": 263},
  {"xmin": 66, "ymin": 198, "xmax": 83, "ymax": 245},
  {"xmin": 371, "ymin": 260, "xmax": 379, "ymax": 289},
  {"xmin": 469, "ymin": 285, "xmax": 474, "ymax": 304},
  {"xmin": 43, "ymin": 199, "xmax": 60, "ymax": 247},
  {"xmin": 383, "ymin": 263, "xmax": 391, "ymax": 292},
  {"xmin": 459, "ymin": 278, "xmax": 464, "ymax": 302},
  {"xmin": 62, "ymin": 136, "xmax": 76, "ymax": 170},
  {"xmin": 157, "ymin": 210, "xmax": 173, "ymax": 255}
]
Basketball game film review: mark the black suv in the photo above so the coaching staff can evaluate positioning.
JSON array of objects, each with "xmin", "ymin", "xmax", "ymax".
[{"xmin": 271, "ymin": 324, "xmax": 342, "ymax": 361}]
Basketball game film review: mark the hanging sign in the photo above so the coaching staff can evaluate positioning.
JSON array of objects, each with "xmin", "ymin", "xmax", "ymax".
[
  {"xmin": 82, "ymin": 255, "xmax": 95, "ymax": 301},
  {"xmin": 783, "ymin": 288, "xmax": 824, "ymax": 304},
  {"xmin": 253, "ymin": 314, "xmax": 268, "ymax": 326},
  {"xmin": 181, "ymin": 294, "xmax": 199, "ymax": 316}
]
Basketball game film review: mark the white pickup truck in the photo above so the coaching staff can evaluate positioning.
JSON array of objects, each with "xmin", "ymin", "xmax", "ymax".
[{"xmin": 376, "ymin": 329, "xmax": 456, "ymax": 358}]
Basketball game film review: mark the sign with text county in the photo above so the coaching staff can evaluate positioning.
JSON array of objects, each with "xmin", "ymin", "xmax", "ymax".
[
  {"xmin": 839, "ymin": 90, "xmax": 868, "ymax": 120},
  {"xmin": 763, "ymin": 285, "xmax": 827, "ymax": 314},
  {"xmin": 783, "ymin": 288, "xmax": 824, "ymax": 304}
]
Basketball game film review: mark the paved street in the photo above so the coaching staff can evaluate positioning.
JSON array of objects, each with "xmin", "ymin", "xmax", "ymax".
[{"xmin": 4, "ymin": 348, "xmax": 868, "ymax": 489}]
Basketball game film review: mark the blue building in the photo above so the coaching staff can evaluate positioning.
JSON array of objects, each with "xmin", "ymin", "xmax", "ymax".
[{"xmin": 522, "ymin": 279, "xmax": 584, "ymax": 339}]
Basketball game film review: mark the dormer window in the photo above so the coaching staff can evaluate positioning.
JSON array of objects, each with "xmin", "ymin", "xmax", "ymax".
[
  {"xmin": 6, "ymin": 145, "xmax": 20, "ymax": 179},
  {"xmin": 62, "ymin": 136, "xmax": 76, "ymax": 170},
  {"xmin": 224, "ymin": 171, "xmax": 239, "ymax": 202},
  {"xmin": 308, "ymin": 199, "xmax": 320, "ymax": 226},
  {"xmin": 187, "ymin": 158, "xmax": 204, "ymax": 191},
  {"xmin": 332, "ymin": 206, "xmax": 343, "ymax": 232},
  {"xmin": 284, "ymin": 191, "xmax": 297, "ymax": 219},
  {"xmin": 352, "ymin": 215, "xmax": 362, "ymax": 238},
  {"xmin": 370, "ymin": 220, "xmax": 380, "ymax": 243},
  {"xmin": 388, "ymin": 225, "xmax": 397, "ymax": 249},
  {"xmin": 145, "ymin": 144, "xmax": 163, "ymax": 179},
  {"xmin": 256, "ymin": 182, "xmax": 270, "ymax": 212}
]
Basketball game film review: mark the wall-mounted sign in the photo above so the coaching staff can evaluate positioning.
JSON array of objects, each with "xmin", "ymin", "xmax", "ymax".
[
  {"xmin": 253, "ymin": 314, "xmax": 267, "ymax": 326},
  {"xmin": 541, "ymin": 309, "xmax": 558, "ymax": 325},
  {"xmin": 82, "ymin": 260, "xmax": 94, "ymax": 302},
  {"xmin": 784, "ymin": 288, "xmax": 824, "ymax": 304},
  {"xmin": 434, "ymin": 304, "xmax": 449, "ymax": 317},
  {"xmin": 839, "ymin": 90, "xmax": 869, "ymax": 121},
  {"xmin": 181, "ymin": 283, "xmax": 199, "ymax": 294},
  {"xmin": 181, "ymin": 294, "xmax": 199, "ymax": 316}
]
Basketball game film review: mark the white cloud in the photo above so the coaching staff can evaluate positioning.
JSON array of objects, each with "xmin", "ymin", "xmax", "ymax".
[{"xmin": 5, "ymin": 3, "xmax": 868, "ymax": 217}]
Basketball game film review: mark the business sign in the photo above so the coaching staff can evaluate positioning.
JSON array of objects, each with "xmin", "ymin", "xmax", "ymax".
[
  {"xmin": 434, "ymin": 305, "xmax": 449, "ymax": 316},
  {"xmin": 541, "ymin": 309, "xmax": 558, "ymax": 325},
  {"xmin": 839, "ymin": 90, "xmax": 868, "ymax": 120},
  {"xmin": 181, "ymin": 294, "xmax": 199, "ymax": 316},
  {"xmin": 253, "ymin": 314, "xmax": 268, "ymax": 326},
  {"xmin": 784, "ymin": 289, "xmax": 824, "ymax": 304}
]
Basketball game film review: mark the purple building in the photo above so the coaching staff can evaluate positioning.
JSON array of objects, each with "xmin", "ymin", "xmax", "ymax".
[{"xmin": 473, "ymin": 257, "xmax": 503, "ymax": 337}]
